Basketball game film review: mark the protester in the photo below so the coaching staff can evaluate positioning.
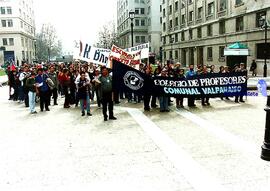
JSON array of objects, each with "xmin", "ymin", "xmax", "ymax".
[
  {"xmin": 186, "ymin": 64, "xmax": 197, "ymax": 107},
  {"xmin": 19, "ymin": 65, "xmax": 30, "ymax": 107},
  {"xmin": 26, "ymin": 71, "xmax": 37, "ymax": 114},
  {"xmin": 48, "ymin": 65, "xmax": 59, "ymax": 105},
  {"xmin": 158, "ymin": 68, "xmax": 169, "ymax": 112},
  {"xmin": 77, "ymin": 71, "xmax": 92, "ymax": 116},
  {"xmin": 175, "ymin": 68, "xmax": 185, "ymax": 108},
  {"xmin": 235, "ymin": 63, "xmax": 247, "ymax": 103},
  {"xmin": 99, "ymin": 67, "xmax": 117, "ymax": 121},
  {"xmin": 35, "ymin": 68, "xmax": 50, "ymax": 112},
  {"xmin": 200, "ymin": 65, "xmax": 210, "ymax": 106}
]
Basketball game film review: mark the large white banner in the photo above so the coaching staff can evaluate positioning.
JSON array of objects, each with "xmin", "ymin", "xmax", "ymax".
[
  {"xmin": 124, "ymin": 42, "xmax": 149, "ymax": 59},
  {"xmin": 73, "ymin": 41, "xmax": 111, "ymax": 67}
]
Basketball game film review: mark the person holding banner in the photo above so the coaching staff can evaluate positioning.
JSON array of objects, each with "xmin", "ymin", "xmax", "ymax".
[
  {"xmin": 234, "ymin": 63, "xmax": 247, "ymax": 103},
  {"xmin": 186, "ymin": 64, "xmax": 197, "ymax": 107},
  {"xmin": 200, "ymin": 65, "xmax": 210, "ymax": 106},
  {"xmin": 175, "ymin": 68, "xmax": 185, "ymax": 108},
  {"xmin": 158, "ymin": 68, "xmax": 170, "ymax": 112},
  {"xmin": 99, "ymin": 67, "xmax": 117, "ymax": 121}
]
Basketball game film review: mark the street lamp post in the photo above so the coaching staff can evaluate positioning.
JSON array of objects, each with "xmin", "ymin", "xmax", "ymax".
[
  {"xmin": 129, "ymin": 11, "xmax": 135, "ymax": 47},
  {"xmin": 259, "ymin": 16, "xmax": 269, "ymax": 77},
  {"xmin": 261, "ymin": 96, "xmax": 270, "ymax": 161}
]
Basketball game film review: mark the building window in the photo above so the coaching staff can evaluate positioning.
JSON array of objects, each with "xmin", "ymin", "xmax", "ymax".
[
  {"xmin": 207, "ymin": 47, "xmax": 213, "ymax": 61},
  {"xmin": 181, "ymin": 0, "xmax": 185, "ymax": 8},
  {"xmin": 188, "ymin": 0, "xmax": 193, "ymax": 4},
  {"xmin": 135, "ymin": 19, "xmax": 140, "ymax": 26},
  {"xmin": 6, "ymin": 7, "xmax": 12, "ymax": 14},
  {"xmin": 207, "ymin": 24, "xmax": 213, "ymax": 36},
  {"xmin": 141, "ymin": 8, "xmax": 145, "ymax": 14},
  {"xmin": 7, "ymin": 19, "xmax": 13, "ymax": 27},
  {"xmin": 181, "ymin": 31, "xmax": 185, "ymax": 41},
  {"xmin": 1, "ymin": 20, "xmax": 6, "ymax": 27},
  {"xmin": 2, "ymin": 38, "xmax": 8, "ymax": 46},
  {"xmin": 175, "ymin": 17, "xmax": 179, "ymax": 26},
  {"xmin": 164, "ymin": 51, "xmax": 166, "ymax": 60},
  {"xmin": 208, "ymin": 2, "xmax": 214, "ymax": 15},
  {"xmin": 175, "ymin": 1, "xmax": 179, "ymax": 11},
  {"xmin": 169, "ymin": 51, "xmax": 173, "ymax": 59},
  {"xmin": 257, "ymin": 43, "xmax": 270, "ymax": 59},
  {"xmin": 141, "ymin": 36, "xmax": 146, "ymax": 43},
  {"xmin": 198, "ymin": 7, "xmax": 202, "ymax": 19},
  {"xmin": 140, "ymin": 0, "xmax": 145, "ymax": 3},
  {"xmin": 235, "ymin": 0, "xmax": 243, "ymax": 6},
  {"xmin": 256, "ymin": 11, "xmax": 266, "ymax": 28},
  {"xmin": 141, "ymin": 19, "xmax": 145, "ymax": 26},
  {"xmin": 197, "ymin": 27, "xmax": 202, "ymax": 38},
  {"xmin": 135, "ymin": 36, "xmax": 140, "ymax": 43},
  {"xmin": 219, "ymin": 46, "xmax": 225, "ymax": 59},
  {"xmin": 163, "ymin": 23, "xmax": 166, "ymax": 31},
  {"xmin": 21, "ymin": 37, "xmax": 24, "ymax": 47},
  {"xmin": 163, "ymin": 36, "xmax": 166, "ymax": 44},
  {"xmin": 163, "ymin": 9, "xmax": 166, "ymax": 17},
  {"xmin": 148, "ymin": 6, "xmax": 151, "ymax": 14},
  {"xmin": 189, "ymin": 11, "xmax": 193, "ymax": 22},
  {"xmin": 175, "ymin": 50, "xmax": 179, "ymax": 59},
  {"xmin": 219, "ymin": 20, "xmax": 226, "ymax": 34},
  {"xmin": 169, "ymin": 5, "xmax": 172, "ymax": 15},
  {"xmin": 160, "ymin": 17, "xmax": 162, "ymax": 24},
  {"xmin": 9, "ymin": 38, "xmax": 14, "ymax": 46},
  {"xmin": 0, "ymin": 7, "xmax": 5, "ymax": 14},
  {"xmin": 181, "ymin": 14, "xmax": 185, "ymax": 24},
  {"xmin": 175, "ymin": 33, "xmax": 179, "ymax": 42},
  {"xmin": 219, "ymin": 0, "xmax": 227, "ymax": 11},
  {"xmin": 148, "ymin": 35, "xmax": 151, "ymax": 42},
  {"xmin": 189, "ymin": 29, "xmax": 193, "ymax": 39},
  {"xmin": 169, "ymin": 20, "xmax": 173, "ymax": 30},
  {"xmin": 135, "ymin": 8, "xmax": 139, "ymax": 14},
  {"xmin": 236, "ymin": 16, "xmax": 244, "ymax": 32}
]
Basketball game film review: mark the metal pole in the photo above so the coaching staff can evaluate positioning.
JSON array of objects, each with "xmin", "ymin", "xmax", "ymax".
[
  {"xmin": 261, "ymin": 96, "xmax": 270, "ymax": 161},
  {"xmin": 264, "ymin": 22, "xmax": 268, "ymax": 77},
  {"xmin": 131, "ymin": 20, "xmax": 134, "ymax": 47}
]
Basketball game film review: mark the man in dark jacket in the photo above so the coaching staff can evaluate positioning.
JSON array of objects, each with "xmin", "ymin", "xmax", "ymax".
[
  {"xmin": 99, "ymin": 67, "xmax": 117, "ymax": 121},
  {"xmin": 35, "ymin": 68, "xmax": 50, "ymax": 112},
  {"xmin": 48, "ymin": 65, "xmax": 59, "ymax": 105}
]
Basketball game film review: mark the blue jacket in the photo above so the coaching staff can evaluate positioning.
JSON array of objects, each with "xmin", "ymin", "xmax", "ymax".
[{"xmin": 35, "ymin": 74, "xmax": 49, "ymax": 92}]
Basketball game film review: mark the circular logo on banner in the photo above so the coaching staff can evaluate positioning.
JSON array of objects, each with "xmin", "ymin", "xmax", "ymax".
[{"xmin": 123, "ymin": 71, "xmax": 144, "ymax": 90}]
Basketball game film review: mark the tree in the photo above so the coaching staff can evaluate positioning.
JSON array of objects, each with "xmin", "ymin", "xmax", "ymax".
[
  {"xmin": 36, "ymin": 23, "xmax": 62, "ymax": 61},
  {"xmin": 96, "ymin": 21, "xmax": 118, "ymax": 49}
]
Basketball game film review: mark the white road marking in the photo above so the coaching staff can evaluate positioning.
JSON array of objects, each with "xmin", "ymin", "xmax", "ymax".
[
  {"xmin": 175, "ymin": 109, "xmax": 259, "ymax": 156},
  {"xmin": 126, "ymin": 108, "xmax": 227, "ymax": 191}
]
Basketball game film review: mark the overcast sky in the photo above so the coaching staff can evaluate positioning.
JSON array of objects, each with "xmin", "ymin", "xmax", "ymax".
[{"xmin": 34, "ymin": 0, "xmax": 117, "ymax": 54}]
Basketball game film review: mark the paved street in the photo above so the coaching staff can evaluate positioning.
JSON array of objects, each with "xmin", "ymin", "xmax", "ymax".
[{"xmin": 0, "ymin": 86, "xmax": 270, "ymax": 191}]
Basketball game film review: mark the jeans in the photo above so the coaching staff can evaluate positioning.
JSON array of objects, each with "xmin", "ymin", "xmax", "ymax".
[
  {"xmin": 159, "ymin": 96, "xmax": 169, "ymax": 111},
  {"xmin": 28, "ymin": 91, "xmax": 36, "ymax": 113},
  {"xmin": 80, "ymin": 95, "xmax": 90, "ymax": 113}
]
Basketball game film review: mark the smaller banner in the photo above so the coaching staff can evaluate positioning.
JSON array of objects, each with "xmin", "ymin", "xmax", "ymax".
[
  {"xmin": 109, "ymin": 45, "xmax": 141, "ymax": 68},
  {"xmin": 112, "ymin": 60, "xmax": 248, "ymax": 98},
  {"xmin": 73, "ymin": 41, "xmax": 110, "ymax": 67},
  {"xmin": 124, "ymin": 42, "xmax": 149, "ymax": 59}
]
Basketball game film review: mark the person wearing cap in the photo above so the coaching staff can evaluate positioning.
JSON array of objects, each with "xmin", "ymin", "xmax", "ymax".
[
  {"xmin": 35, "ymin": 68, "xmax": 50, "ymax": 112},
  {"xmin": 26, "ymin": 71, "xmax": 38, "ymax": 114}
]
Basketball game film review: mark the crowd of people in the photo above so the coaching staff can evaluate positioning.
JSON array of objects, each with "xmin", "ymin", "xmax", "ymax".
[{"xmin": 5, "ymin": 60, "xmax": 247, "ymax": 120}]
